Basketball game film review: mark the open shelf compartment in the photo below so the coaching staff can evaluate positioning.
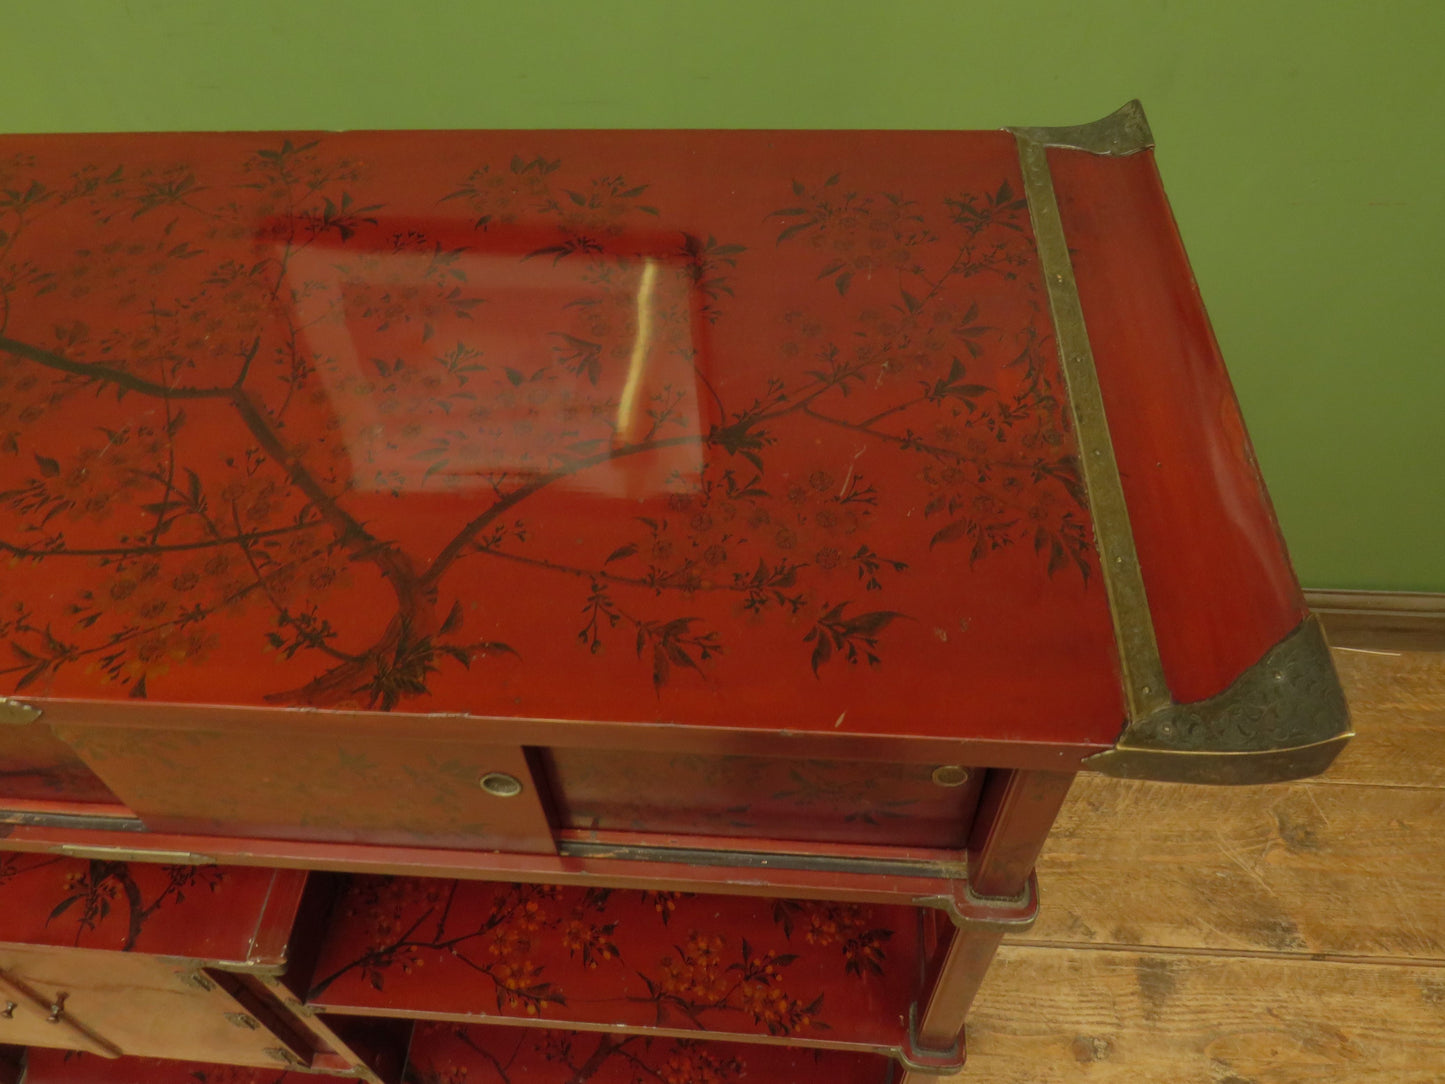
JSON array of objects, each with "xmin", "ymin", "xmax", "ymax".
[{"xmin": 307, "ymin": 875, "xmax": 932, "ymax": 1060}]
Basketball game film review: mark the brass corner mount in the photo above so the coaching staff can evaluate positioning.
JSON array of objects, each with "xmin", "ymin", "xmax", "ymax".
[
  {"xmin": 1086, "ymin": 618, "xmax": 1354, "ymax": 785},
  {"xmin": 1010, "ymin": 99, "xmax": 1155, "ymax": 156}
]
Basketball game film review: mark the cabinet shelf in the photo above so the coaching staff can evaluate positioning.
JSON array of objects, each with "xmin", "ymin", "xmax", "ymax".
[{"xmin": 308, "ymin": 875, "xmax": 930, "ymax": 1059}]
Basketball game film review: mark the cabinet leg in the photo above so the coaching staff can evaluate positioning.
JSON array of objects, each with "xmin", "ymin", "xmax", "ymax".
[
  {"xmin": 902, "ymin": 873, "xmax": 1038, "ymax": 1076},
  {"xmin": 968, "ymin": 769, "xmax": 1073, "ymax": 897},
  {"xmin": 897, "ymin": 769, "xmax": 1073, "ymax": 1076},
  {"xmin": 912, "ymin": 920, "xmax": 1010, "ymax": 1053}
]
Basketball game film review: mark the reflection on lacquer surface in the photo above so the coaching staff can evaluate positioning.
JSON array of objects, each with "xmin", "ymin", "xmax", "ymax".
[{"xmin": 286, "ymin": 232, "xmax": 707, "ymax": 499}]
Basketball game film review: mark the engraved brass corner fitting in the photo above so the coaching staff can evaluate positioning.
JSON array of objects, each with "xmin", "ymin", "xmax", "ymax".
[
  {"xmin": 1086, "ymin": 618, "xmax": 1354, "ymax": 785},
  {"xmin": 1010, "ymin": 99, "xmax": 1155, "ymax": 156}
]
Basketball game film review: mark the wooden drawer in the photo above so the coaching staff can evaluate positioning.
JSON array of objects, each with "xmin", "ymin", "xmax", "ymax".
[
  {"xmin": 0, "ymin": 948, "xmax": 305, "ymax": 1067},
  {"xmin": 0, "ymin": 855, "xmax": 393, "ymax": 1077}
]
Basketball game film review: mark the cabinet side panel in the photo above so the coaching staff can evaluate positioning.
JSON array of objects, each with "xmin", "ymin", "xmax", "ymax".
[{"xmin": 1048, "ymin": 147, "xmax": 1305, "ymax": 704}]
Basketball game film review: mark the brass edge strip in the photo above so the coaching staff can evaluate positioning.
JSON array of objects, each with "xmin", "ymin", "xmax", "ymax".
[
  {"xmin": 55, "ymin": 843, "xmax": 218, "ymax": 865},
  {"xmin": 0, "ymin": 696, "xmax": 40, "ymax": 725},
  {"xmin": 1011, "ymin": 128, "xmax": 1170, "ymax": 723},
  {"xmin": 1085, "ymin": 733, "xmax": 1352, "ymax": 786},
  {"xmin": 914, "ymin": 872, "xmax": 1039, "ymax": 931},
  {"xmin": 1011, "ymin": 99, "xmax": 1155, "ymax": 156},
  {"xmin": 0, "ymin": 810, "xmax": 147, "ymax": 833},
  {"xmin": 557, "ymin": 839, "xmax": 967, "ymax": 881}
]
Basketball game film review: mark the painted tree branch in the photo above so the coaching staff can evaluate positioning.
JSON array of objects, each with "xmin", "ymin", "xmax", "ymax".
[
  {"xmin": 0, "ymin": 334, "xmax": 237, "ymax": 400},
  {"xmin": 0, "ymin": 522, "xmax": 319, "ymax": 560}
]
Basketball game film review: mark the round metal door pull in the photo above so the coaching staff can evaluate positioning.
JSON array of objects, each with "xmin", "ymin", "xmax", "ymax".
[
  {"xmin": 479, "ymin": 772, "xmax": 523, "ymax": 797},
  {"xmin": 931, "ymin": 765, "xmax": 971, "ymax": 787}
]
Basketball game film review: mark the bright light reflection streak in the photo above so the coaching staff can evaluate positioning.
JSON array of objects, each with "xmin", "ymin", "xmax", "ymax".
[{"xmin": 614, "ymin": 258, "xmax": 658, "ymax": 446}]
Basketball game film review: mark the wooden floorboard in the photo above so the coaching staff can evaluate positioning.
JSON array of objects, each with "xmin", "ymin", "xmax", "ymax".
[
  {"xmin": 1022, "ymin": 774, "xmax": 1445, "ymax": 959},
  {"xmin": 951, "ymin": 648, "xmax": 1445, "ymax": 1081},
  {"xmin": 967, "ymin": 948, "xmax": 1445, "ymax": 1083},
  {"xmin": 1320, "ymin": 648, "xmax": 1445, "ymax": 790}
]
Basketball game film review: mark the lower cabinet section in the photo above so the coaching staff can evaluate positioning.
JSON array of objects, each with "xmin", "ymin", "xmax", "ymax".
[
  {"xmin": 1, "ymin": 853, "xmax": 1028, "ymax": 1078},
  {"xmin": 21, "ymin": 1024, "xmax": 900, "ymax": 1084}
]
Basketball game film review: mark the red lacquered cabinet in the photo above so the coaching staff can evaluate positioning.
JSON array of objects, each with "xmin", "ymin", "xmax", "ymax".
[{"xmin": 0, "ymin": 102, "xmax": 1349, "ymax": 1081}]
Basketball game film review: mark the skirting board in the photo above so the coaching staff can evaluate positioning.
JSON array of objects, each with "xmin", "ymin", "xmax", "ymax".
[{"xmin": 1306, "ymin": 589, "xmax": 1445, "ymax": 652}]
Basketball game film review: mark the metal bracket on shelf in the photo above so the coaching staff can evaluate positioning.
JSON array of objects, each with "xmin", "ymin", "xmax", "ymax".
[
  {"xmin": 898, "ymin": 1002, "xmax": 966, "ymax": 1074},
  {"xmin": 55, "ymin": 843, "xmax": 217, "ymax": 865},
  {"xmin": 0, "ymin": 697, "xmax": 41, "ymax": 725},
  {"xmin": 914, "ymin": 870, "xmax": 1040, "ymax": 932}
]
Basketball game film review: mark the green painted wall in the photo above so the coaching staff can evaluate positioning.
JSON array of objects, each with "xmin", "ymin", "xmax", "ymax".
[{"xmin": 2, "ymin": 1, "xmax": 1440, "ymax": 590}]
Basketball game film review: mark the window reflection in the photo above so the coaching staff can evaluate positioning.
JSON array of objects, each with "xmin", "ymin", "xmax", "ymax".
[{"xmin": 282, "ymin": 225, "xmax": 708, "ymax": 499}]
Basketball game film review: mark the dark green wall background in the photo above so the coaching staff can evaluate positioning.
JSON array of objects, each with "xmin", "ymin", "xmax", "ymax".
[{"xmin": 3, "ymin": 1, "xmax": 1440, "ymax": 590}]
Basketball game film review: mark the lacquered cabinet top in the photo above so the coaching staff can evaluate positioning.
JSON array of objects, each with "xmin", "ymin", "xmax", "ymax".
[{"xmin": 0, "ymin": 131, "xmax": 1129, "ymax": 745}]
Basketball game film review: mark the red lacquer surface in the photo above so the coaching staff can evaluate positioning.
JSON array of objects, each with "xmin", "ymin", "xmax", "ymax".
[
  {"xmin": 0, "ymin": 130, "xmax": 1123, "ymax": 747},
  {"xmin": 1048, "ymin": 147, "xmax": 1305, "ymax": 704},
  {"xmin": 308, "ymin": 875, "xmax": 918, "ymax": 1050},
  {"xmin": 0, "ymin": 851, "xmax": 298, "ymax": 961},
  {"xmin": 46, "ymin": 722, "xmax": 556, "ymax": 850},
  {"xmin": 406, "ymin": 1021, "xmax": 892, "ymax": 1084},
  {"xmin": 0, "ymin": 727, "xmax": 117, "ymax": 804}
]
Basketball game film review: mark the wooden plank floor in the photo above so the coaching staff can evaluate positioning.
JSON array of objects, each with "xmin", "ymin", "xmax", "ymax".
[{"xmin": 961, "ymin": 647, "xmax": 1445, "ymax": 1083}]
